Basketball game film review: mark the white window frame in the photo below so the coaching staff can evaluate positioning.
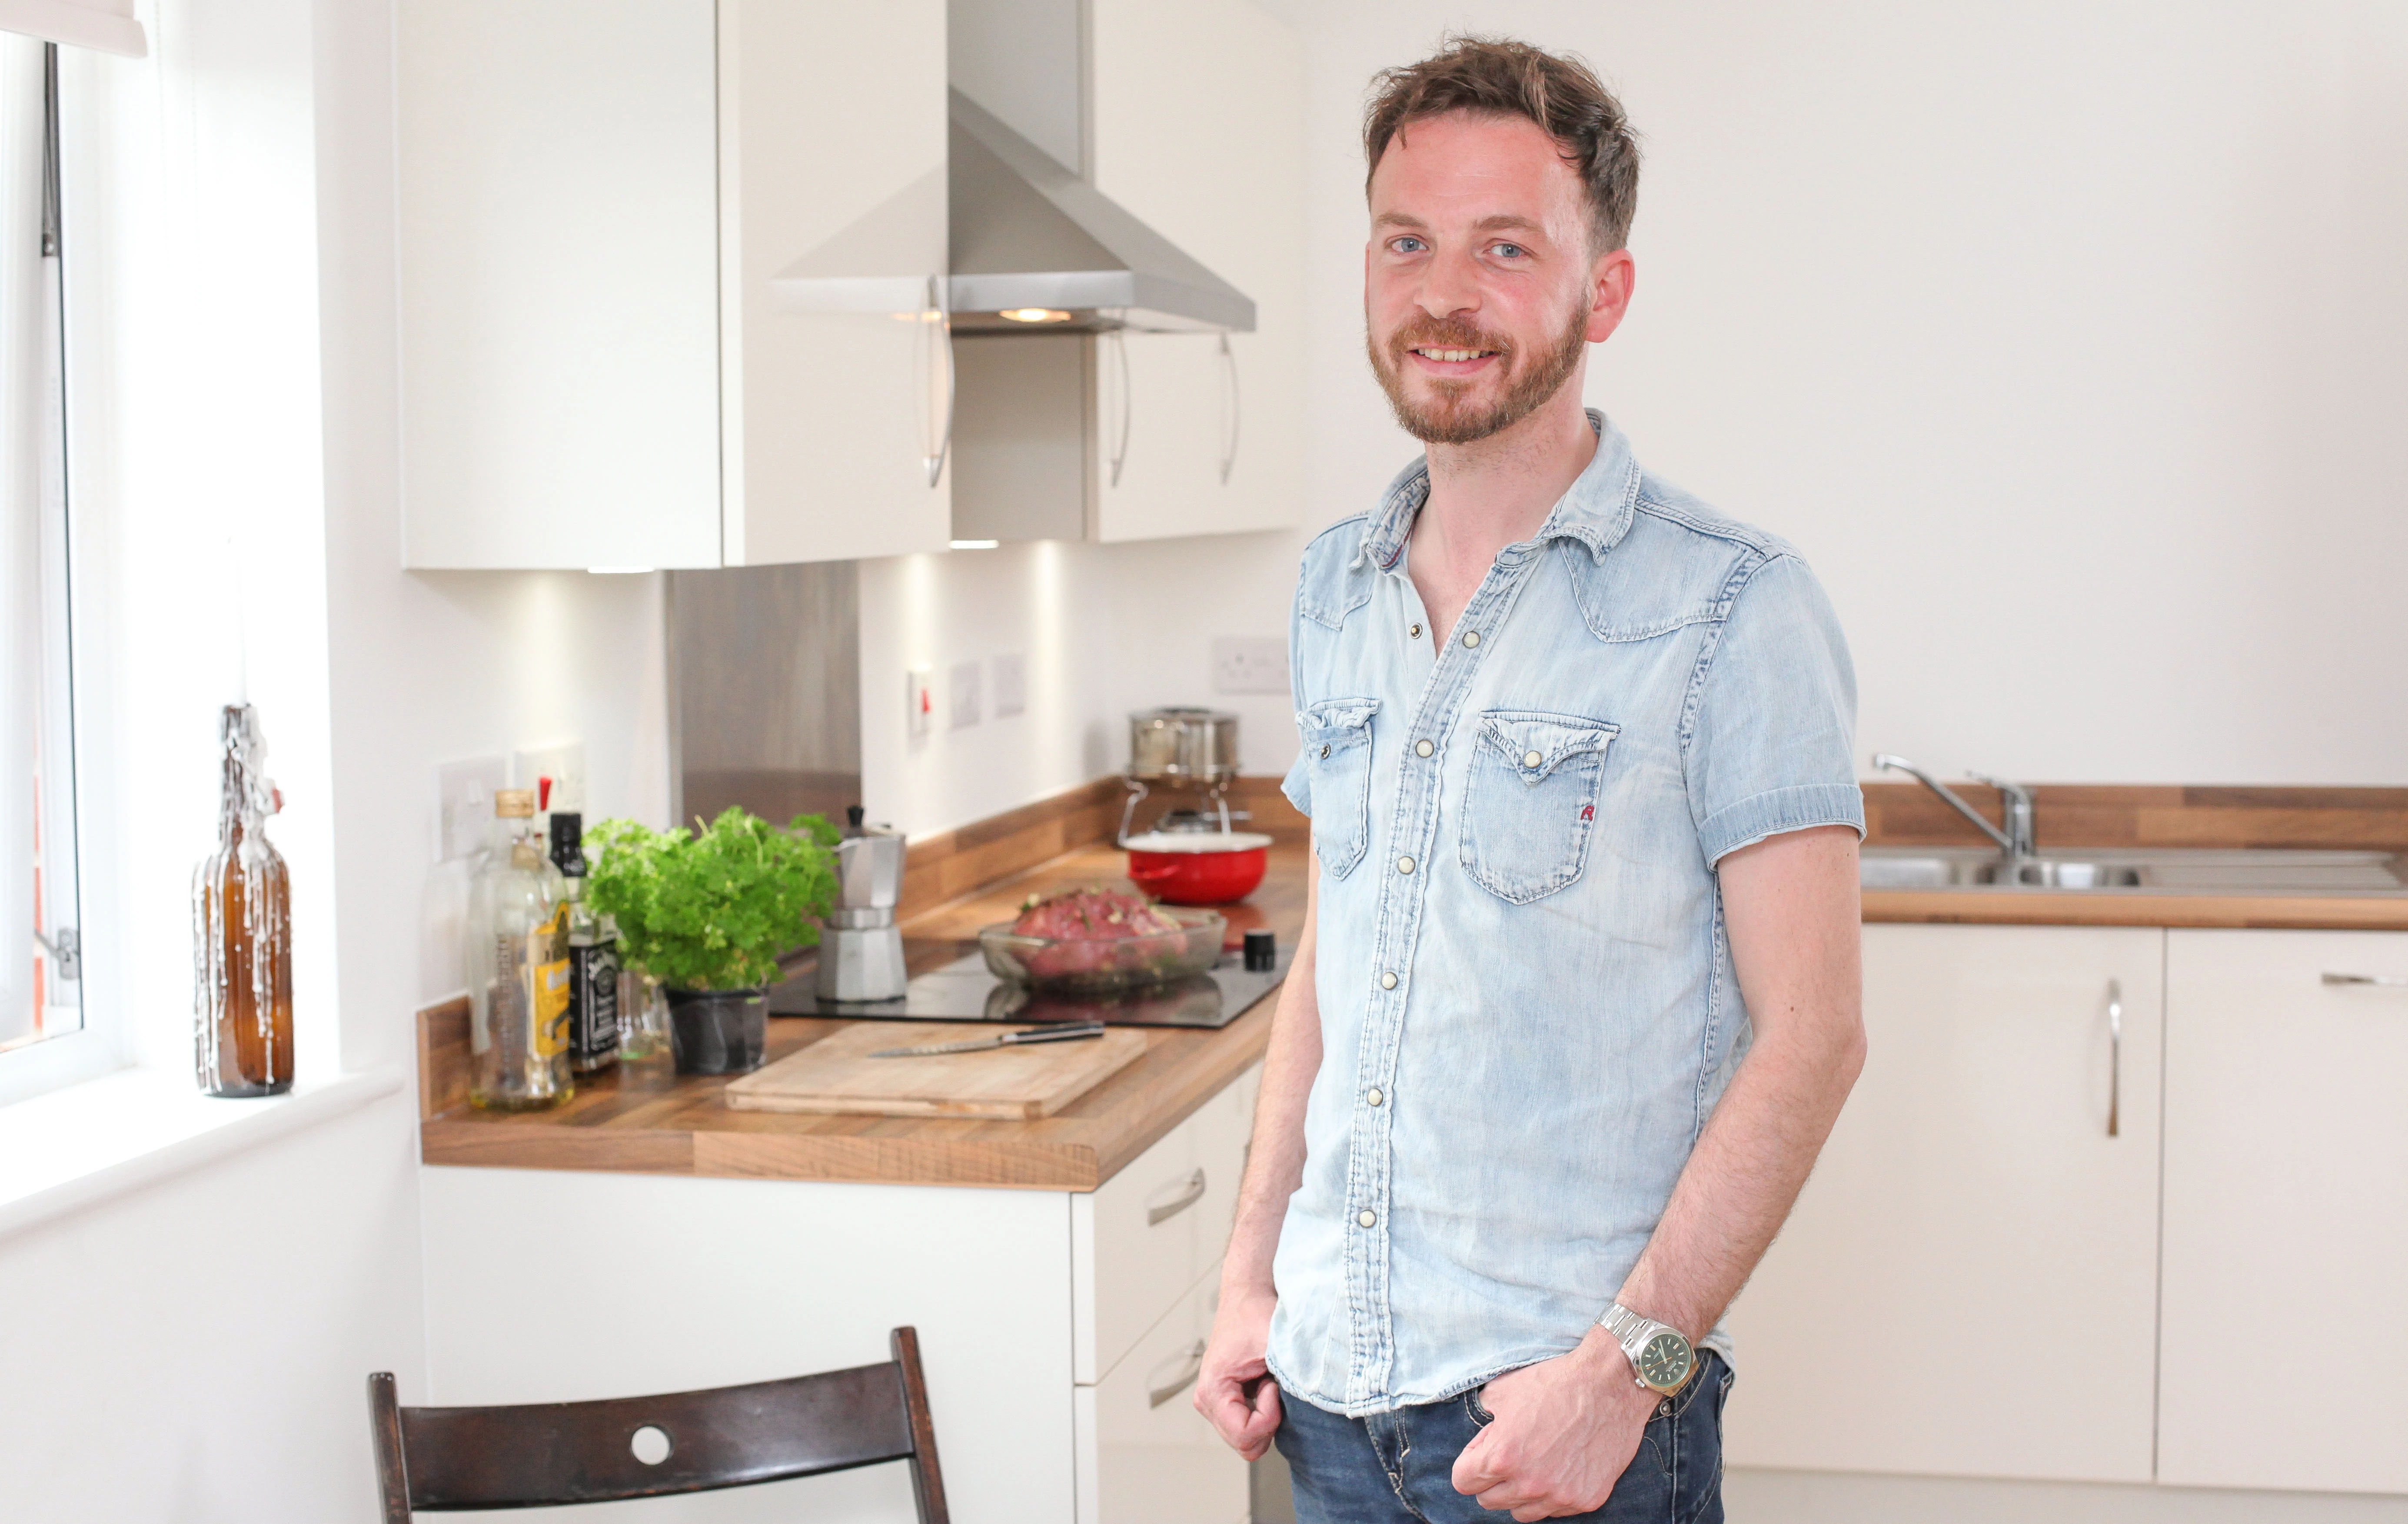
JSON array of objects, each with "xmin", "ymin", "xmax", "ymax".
[{"xmin": 0, "ymin": 36, "xmax": 107, "ymax": 1107}]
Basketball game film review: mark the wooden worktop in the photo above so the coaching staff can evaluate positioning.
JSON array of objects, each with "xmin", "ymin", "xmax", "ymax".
[
  {"xmin": 416, "ymin": 843, "xmax": 1305, "ymax": 1192},
  {"xmin": 416, "ymin": 777, "xmax": 2408, "ymax": 1191},
  {"xmin": 1860, "ymin": 888, "xmax": 2408, "ymax": 930}
]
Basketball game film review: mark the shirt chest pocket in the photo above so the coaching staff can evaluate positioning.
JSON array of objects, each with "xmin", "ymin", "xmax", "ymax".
[
  {"xmin": 1457, "ymin": 710, "xmax": 1620, "ymax": 904},
  {"xmin": 1299, "ymin": 698, "xmax": 1378, "ymax": 879}
]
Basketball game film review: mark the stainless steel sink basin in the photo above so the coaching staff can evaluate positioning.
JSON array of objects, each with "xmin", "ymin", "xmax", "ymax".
[{"xmin": 1860, "ymin": 848, "xmax": 2407, "ymax": 894}]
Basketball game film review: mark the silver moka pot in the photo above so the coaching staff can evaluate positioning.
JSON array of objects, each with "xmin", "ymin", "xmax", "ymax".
[{"xmin": 818, "ymin": 806, "xmax": 908, "ymax": 1002}]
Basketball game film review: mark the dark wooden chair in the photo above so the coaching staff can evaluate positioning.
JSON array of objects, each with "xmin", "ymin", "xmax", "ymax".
[{"xmin": 367, "ymin": 1325, "xmax": 947, "ymax": 1521}]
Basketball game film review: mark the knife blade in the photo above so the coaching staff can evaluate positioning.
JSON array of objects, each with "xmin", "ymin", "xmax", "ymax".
[{"xmin": 869, "ymin": 1019, "xmax": 1108, "ymax": 1058}]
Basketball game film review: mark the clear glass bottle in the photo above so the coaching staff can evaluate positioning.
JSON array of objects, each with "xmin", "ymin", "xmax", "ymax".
[
  {"xmin": 550, "ymin": 812, "xmax": 619, "ymax": 1075},
  {"xmin": 618, "ymin": 961, "xmax": 672, "ymax": 1064},
  {"xmin": 194, "ymin": 703, "xmax": 293, "ymax": 1096},
  {"xmin": 466, "ymin": 788, "xmax": 573, "ymax": 1110}
]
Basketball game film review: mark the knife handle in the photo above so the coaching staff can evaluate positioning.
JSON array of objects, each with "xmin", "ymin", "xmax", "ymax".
[{"xmin": 1004, "ymin": 1021, "xmax": 1107, "ymax": 1046}]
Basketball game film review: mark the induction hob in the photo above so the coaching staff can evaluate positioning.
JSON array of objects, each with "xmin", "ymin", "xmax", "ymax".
[{"xmin": 768, "ymin": 944, "xmax": 1291, "ymax": 1030}]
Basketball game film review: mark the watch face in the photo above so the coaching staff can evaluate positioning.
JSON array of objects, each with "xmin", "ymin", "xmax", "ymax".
[{"xmin": 1636, "ymin": 1330, "xmax": 1693, "ymax": 1391}]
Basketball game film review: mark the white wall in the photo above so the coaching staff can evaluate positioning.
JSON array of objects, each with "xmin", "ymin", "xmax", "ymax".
[
  {"xmin": 859, "ymin": 528, "xmax": 1310, "ymax": 840},
  {"xmin": 1264, "ymin": 0, "xmax": 2408, "ymax": 787}
]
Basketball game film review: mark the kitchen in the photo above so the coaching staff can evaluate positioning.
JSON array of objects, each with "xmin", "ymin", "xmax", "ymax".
[{"xmin": 2, "ymin": 2, "xmax": 2406, "ymax": 1522}]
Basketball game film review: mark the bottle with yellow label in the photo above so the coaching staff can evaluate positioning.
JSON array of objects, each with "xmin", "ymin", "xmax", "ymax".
[{"xmin": 466, "ymin": 788, "xmax": 574, "ymax": 1110}]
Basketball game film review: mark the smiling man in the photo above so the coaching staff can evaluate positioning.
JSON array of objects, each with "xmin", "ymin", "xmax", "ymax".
[{"xmin": 1194, "ymin": 37, "xmax": 1869, "ymax": 1524}]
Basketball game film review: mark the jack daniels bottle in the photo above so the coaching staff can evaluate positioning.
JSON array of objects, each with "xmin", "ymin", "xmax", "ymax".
[{"xmin": 549, "ymin": 813, "xmax": 620, "ymax": 1074}]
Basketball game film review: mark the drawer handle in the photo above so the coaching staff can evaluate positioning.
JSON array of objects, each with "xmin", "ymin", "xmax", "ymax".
[
  {"xmin": 1148, "ymin": 1341, "xmax": 1207, "ymax": 1408},
  {"xmin": 1147, "ymin": 1168, "xmax": 1207, "ymax": 1227},
  {"xmin": 2324, "ymin": 972, "xmax": 2408, "ymax": 987}
]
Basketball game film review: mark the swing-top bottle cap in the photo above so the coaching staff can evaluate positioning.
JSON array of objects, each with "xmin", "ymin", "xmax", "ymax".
[{"xmin": 494, "ymin": 789, "xmax": 537, "ymax": 819}]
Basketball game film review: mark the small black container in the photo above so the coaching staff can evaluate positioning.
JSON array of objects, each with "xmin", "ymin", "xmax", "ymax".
[
  {"xmin": 666, "ymin": 987, "xmax": 769, "ymax": 1075},
  {"xmin": 1243, "ymin": 928, "xmax": 1278, "ymax": 973}
]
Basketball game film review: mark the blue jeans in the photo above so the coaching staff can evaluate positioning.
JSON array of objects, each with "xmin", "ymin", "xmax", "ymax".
[{"xmin": 1275, "ymin": 1353, "xmax": 1731, "ymax": 1524}]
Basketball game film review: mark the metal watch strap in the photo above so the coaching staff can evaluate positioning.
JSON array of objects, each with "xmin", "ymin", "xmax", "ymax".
[{"xmin": 1600, "ymin": 1303, "xmax": 1677, "ymax": 1391}]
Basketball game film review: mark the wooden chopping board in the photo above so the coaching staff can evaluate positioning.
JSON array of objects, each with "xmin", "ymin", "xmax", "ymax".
[{"xmin": 722, "ymin": 1023, "xmax": 1151, "ymax": 1120}]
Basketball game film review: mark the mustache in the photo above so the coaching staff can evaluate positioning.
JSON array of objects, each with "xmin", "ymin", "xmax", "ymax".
[{"xmin": 1382, "ymin": 316, "xmax": 1515, "ymax": 362}]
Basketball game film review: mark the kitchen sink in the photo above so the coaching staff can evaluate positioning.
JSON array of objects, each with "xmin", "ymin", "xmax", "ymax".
[{"xmin": 1859, "ymin": 847, "xmax": 2408, "ymax": 894}]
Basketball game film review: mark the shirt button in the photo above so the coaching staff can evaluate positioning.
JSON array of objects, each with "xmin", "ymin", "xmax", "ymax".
[
  {"xmin": 1366, "ymin": 1087, "xmax": 1384, "ymax": 1106},
  {"xmin": 1523, "ymin": 749, "xmax": 1543, "ymax": 768},
  {"xmin": 1320, "ymin": 744, "xmax": 1330, "ymax": 758},
  {"xmin": 1379, "ymin": 971, "xmax": 1397, "ymax": 989},
  {"xmin": 1408, "ymin": 623, "xmax": 1423, "ymax": 639},
  {"xmin": 1358, "ymin": 1210, "xmax": 1377, "ymax": 1228},
  {"xmin": 1397, "ymin": 855, "xmax": 1415, "ymax": 874},
  {"xmin": 1414, "ymin": 739, "xmax": 1434, "ymax": 758},
  {"xmin": 1462, "ymin": 630, "xmax": 1481, "ymax": 648}
]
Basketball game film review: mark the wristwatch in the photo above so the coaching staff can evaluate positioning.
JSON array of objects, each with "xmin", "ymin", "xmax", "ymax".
[{"xmin": 1599, "ymin": 1303, "xmax": 1696, "ymax": 1396}]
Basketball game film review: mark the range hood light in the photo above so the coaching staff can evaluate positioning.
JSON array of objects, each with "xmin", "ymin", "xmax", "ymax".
[{"xmin": 1000, "ymin": 307, "xmax": 1073, "ymax": 324}]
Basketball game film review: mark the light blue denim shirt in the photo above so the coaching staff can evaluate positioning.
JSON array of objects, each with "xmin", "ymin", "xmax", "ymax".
[{"xmin": 1268, "ymin": 412, "xmax": 1862, "ymax": 1418}]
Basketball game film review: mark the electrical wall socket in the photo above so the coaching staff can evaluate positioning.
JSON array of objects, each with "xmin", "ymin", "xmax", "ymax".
[
  {"xmin": 905, "ymin": 668, "xmax": 934, "ymax": 741},
  {"xmin": 513, "ymin": 740, "xmax": 586, "ymax": 817},
  {"xmin": 1213, "ymin": 636, "xmax": 1290, "ymax": 695},
  {"xmin": 433, "ymin": 754, "xmax": 507, "ymax": 864},
  {"xmin": 949, "ymin": 660, "xmax": 983, "ymax": 729},
  {"xmin": 992, "ymin": 652, "xmax": 1027, "ymax": 717}
]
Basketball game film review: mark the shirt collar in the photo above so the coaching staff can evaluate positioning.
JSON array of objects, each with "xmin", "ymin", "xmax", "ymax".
[{"xmin": 1353, "ymin": 410, "xmax": 1643, "ymax": 574}]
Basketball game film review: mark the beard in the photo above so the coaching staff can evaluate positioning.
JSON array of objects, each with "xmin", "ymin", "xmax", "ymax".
[{"xmin": 1367, "ymin": 298, "xmax": 1591, "ymax": 446}]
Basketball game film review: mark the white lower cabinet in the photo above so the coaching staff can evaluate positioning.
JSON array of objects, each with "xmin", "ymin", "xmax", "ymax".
[
  {"xmin": 2158, "ymin": 930, "xmax": 2408, "ymax": 1494},
  {"xmin": 1726, "ymin": 924, "xmax": 2165, "ymax": 1481},
  {"xmin": 419, "ymin": 1062, "xmax": 1261, "ymax": 1523}
]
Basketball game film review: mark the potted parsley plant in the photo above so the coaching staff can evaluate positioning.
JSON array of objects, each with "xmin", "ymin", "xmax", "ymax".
[{"xmin": 585, "ymin": 808, "xmax": 841, "ymax": 1074}]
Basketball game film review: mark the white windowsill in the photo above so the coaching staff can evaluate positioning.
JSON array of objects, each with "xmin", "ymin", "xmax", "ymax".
[{"xmin": 0, "ymin": 1063, "xmax": 405, "ymax": 1243}]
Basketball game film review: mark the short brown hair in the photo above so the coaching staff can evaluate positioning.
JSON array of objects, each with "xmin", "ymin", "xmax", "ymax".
[{"xmin": 1364, "ymin": 35, "xmax": 1642, "ymax": 253}]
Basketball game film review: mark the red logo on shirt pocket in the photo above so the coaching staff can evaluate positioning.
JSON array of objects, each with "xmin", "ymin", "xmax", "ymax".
[{"xmin": 1580, "ymin": 805, "xmax": 1594, "ymax": 820}]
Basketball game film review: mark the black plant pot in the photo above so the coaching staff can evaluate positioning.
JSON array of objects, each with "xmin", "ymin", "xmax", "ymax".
[{"xmin": 666, "ymin": 987, "xmax": 769, "ymax": 1075}]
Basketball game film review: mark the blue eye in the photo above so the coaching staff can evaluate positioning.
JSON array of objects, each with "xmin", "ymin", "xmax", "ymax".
[
  {"xmin": 1490, "ymin": 242, "xmax": 1527, "ymax": 260},
  {"xmin": 1391, "ymin": 236, "xmax": 1427, "ymax": 254}
]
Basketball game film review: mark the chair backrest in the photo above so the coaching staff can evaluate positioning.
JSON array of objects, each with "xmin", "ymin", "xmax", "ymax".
[{"xmin": 368, "ymin": 1325, "xmax": 947, "ymax": 1522}]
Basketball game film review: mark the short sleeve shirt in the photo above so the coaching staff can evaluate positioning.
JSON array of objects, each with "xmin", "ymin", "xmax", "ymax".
[{"xmin": 1269, "ymin": 413, "xmax": 1862, "ymax": 1416}]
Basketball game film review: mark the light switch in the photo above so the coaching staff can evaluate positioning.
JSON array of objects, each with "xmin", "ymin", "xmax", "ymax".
[
  {"xmin": 993, "ymin": 652, "xmax": 1027, "ymax": 717},
  {"xmin": 433, "ymin": 754, "xmax": 507, "ymax": 864},
  {"xmin": 950, "ymin": 660, "xmax": 983, "ymax": 729},
  {"xmin": 906, "ymin": 668, "xmax": 934, "ymax": 742}
]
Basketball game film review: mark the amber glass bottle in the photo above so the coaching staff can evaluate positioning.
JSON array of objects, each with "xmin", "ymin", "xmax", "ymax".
[{"xmin": 193, "ymin": 703, "xmax": 294, "ymax": 1096}]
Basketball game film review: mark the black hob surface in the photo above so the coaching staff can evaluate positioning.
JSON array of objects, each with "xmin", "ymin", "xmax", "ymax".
[{"xmin": 768, "ymin": 944, "xmax": 1291, "ymax": 1030}]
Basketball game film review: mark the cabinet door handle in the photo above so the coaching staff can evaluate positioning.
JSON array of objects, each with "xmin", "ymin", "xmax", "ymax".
[
  {"xmin": 923, "ymin": 274, "xmax": 954, "ymax": 488},
  {"xmin": 1217, "ymin": 332, "xmax": 1240, "ymax": 485},
  {"xmin": 2105, "ymin": 979, "xmax": 2122, "ymax": 1139},
  {"xmin": 1147, "ymin": 1167, "xmax": 1207, "ymax": 1226},
  {"xmin": 2323, "ymin": 971, "xmax": 2408, "ymax": 987},
  {"xmin": 1105, "ymin": 328, "xmax": 1132, "ymax": 488},
  {"xmin": 1148, "ymin": 1340, "xmax": 1207, "ymax": 1408}
]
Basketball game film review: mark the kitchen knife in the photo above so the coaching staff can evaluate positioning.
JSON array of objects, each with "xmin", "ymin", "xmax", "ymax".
[{"xmin": 869, "ymin": 1019, "xmax": 1108, "ymax": 1058}]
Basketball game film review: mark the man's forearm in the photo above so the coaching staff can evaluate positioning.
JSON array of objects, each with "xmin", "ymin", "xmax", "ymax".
[
  {"xmin": 1221, "ymin": 875, "xmax": 1321, "ymax": 1300},
  {"xmin": 1614, "ymin": 826, "xmax": 1865, "ymax": 1344}
]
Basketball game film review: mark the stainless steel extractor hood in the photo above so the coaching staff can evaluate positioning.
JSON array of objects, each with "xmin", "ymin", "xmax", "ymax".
[
  {"xmin": 768, "ymin": 89, "xmax": 1255, "ymax": 338},
  {"xmin": 945, "ymin": 90, "xmax": 1254, "ymax": 335}
]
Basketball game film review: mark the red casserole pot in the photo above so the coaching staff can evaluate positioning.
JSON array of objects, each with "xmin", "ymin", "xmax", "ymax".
[{"xmin": 1122, "ymin": 830, "xmax": 1273, "ymax": 905}]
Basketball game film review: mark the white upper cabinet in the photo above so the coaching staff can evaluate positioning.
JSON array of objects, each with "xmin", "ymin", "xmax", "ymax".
[
  {"xmin": 397, "ymin": 0, "xmax": 951, "ymax": 570},
  {"xmin": 1088, "ymin": 0, "xmax": 1305, "ymax": 544},
  {"xmin": 946, "ymin": 0, "xmax": 1306, "ymax": 547},
  {"xmin": 1726, "ymin": 924, "xmax": 2165, "ymax": 1483}
]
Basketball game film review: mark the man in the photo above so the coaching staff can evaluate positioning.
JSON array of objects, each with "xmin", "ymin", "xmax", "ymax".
[{"xmin": 1195, "ymin": 37, "xmax": 1866, "ymax": 1524}]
